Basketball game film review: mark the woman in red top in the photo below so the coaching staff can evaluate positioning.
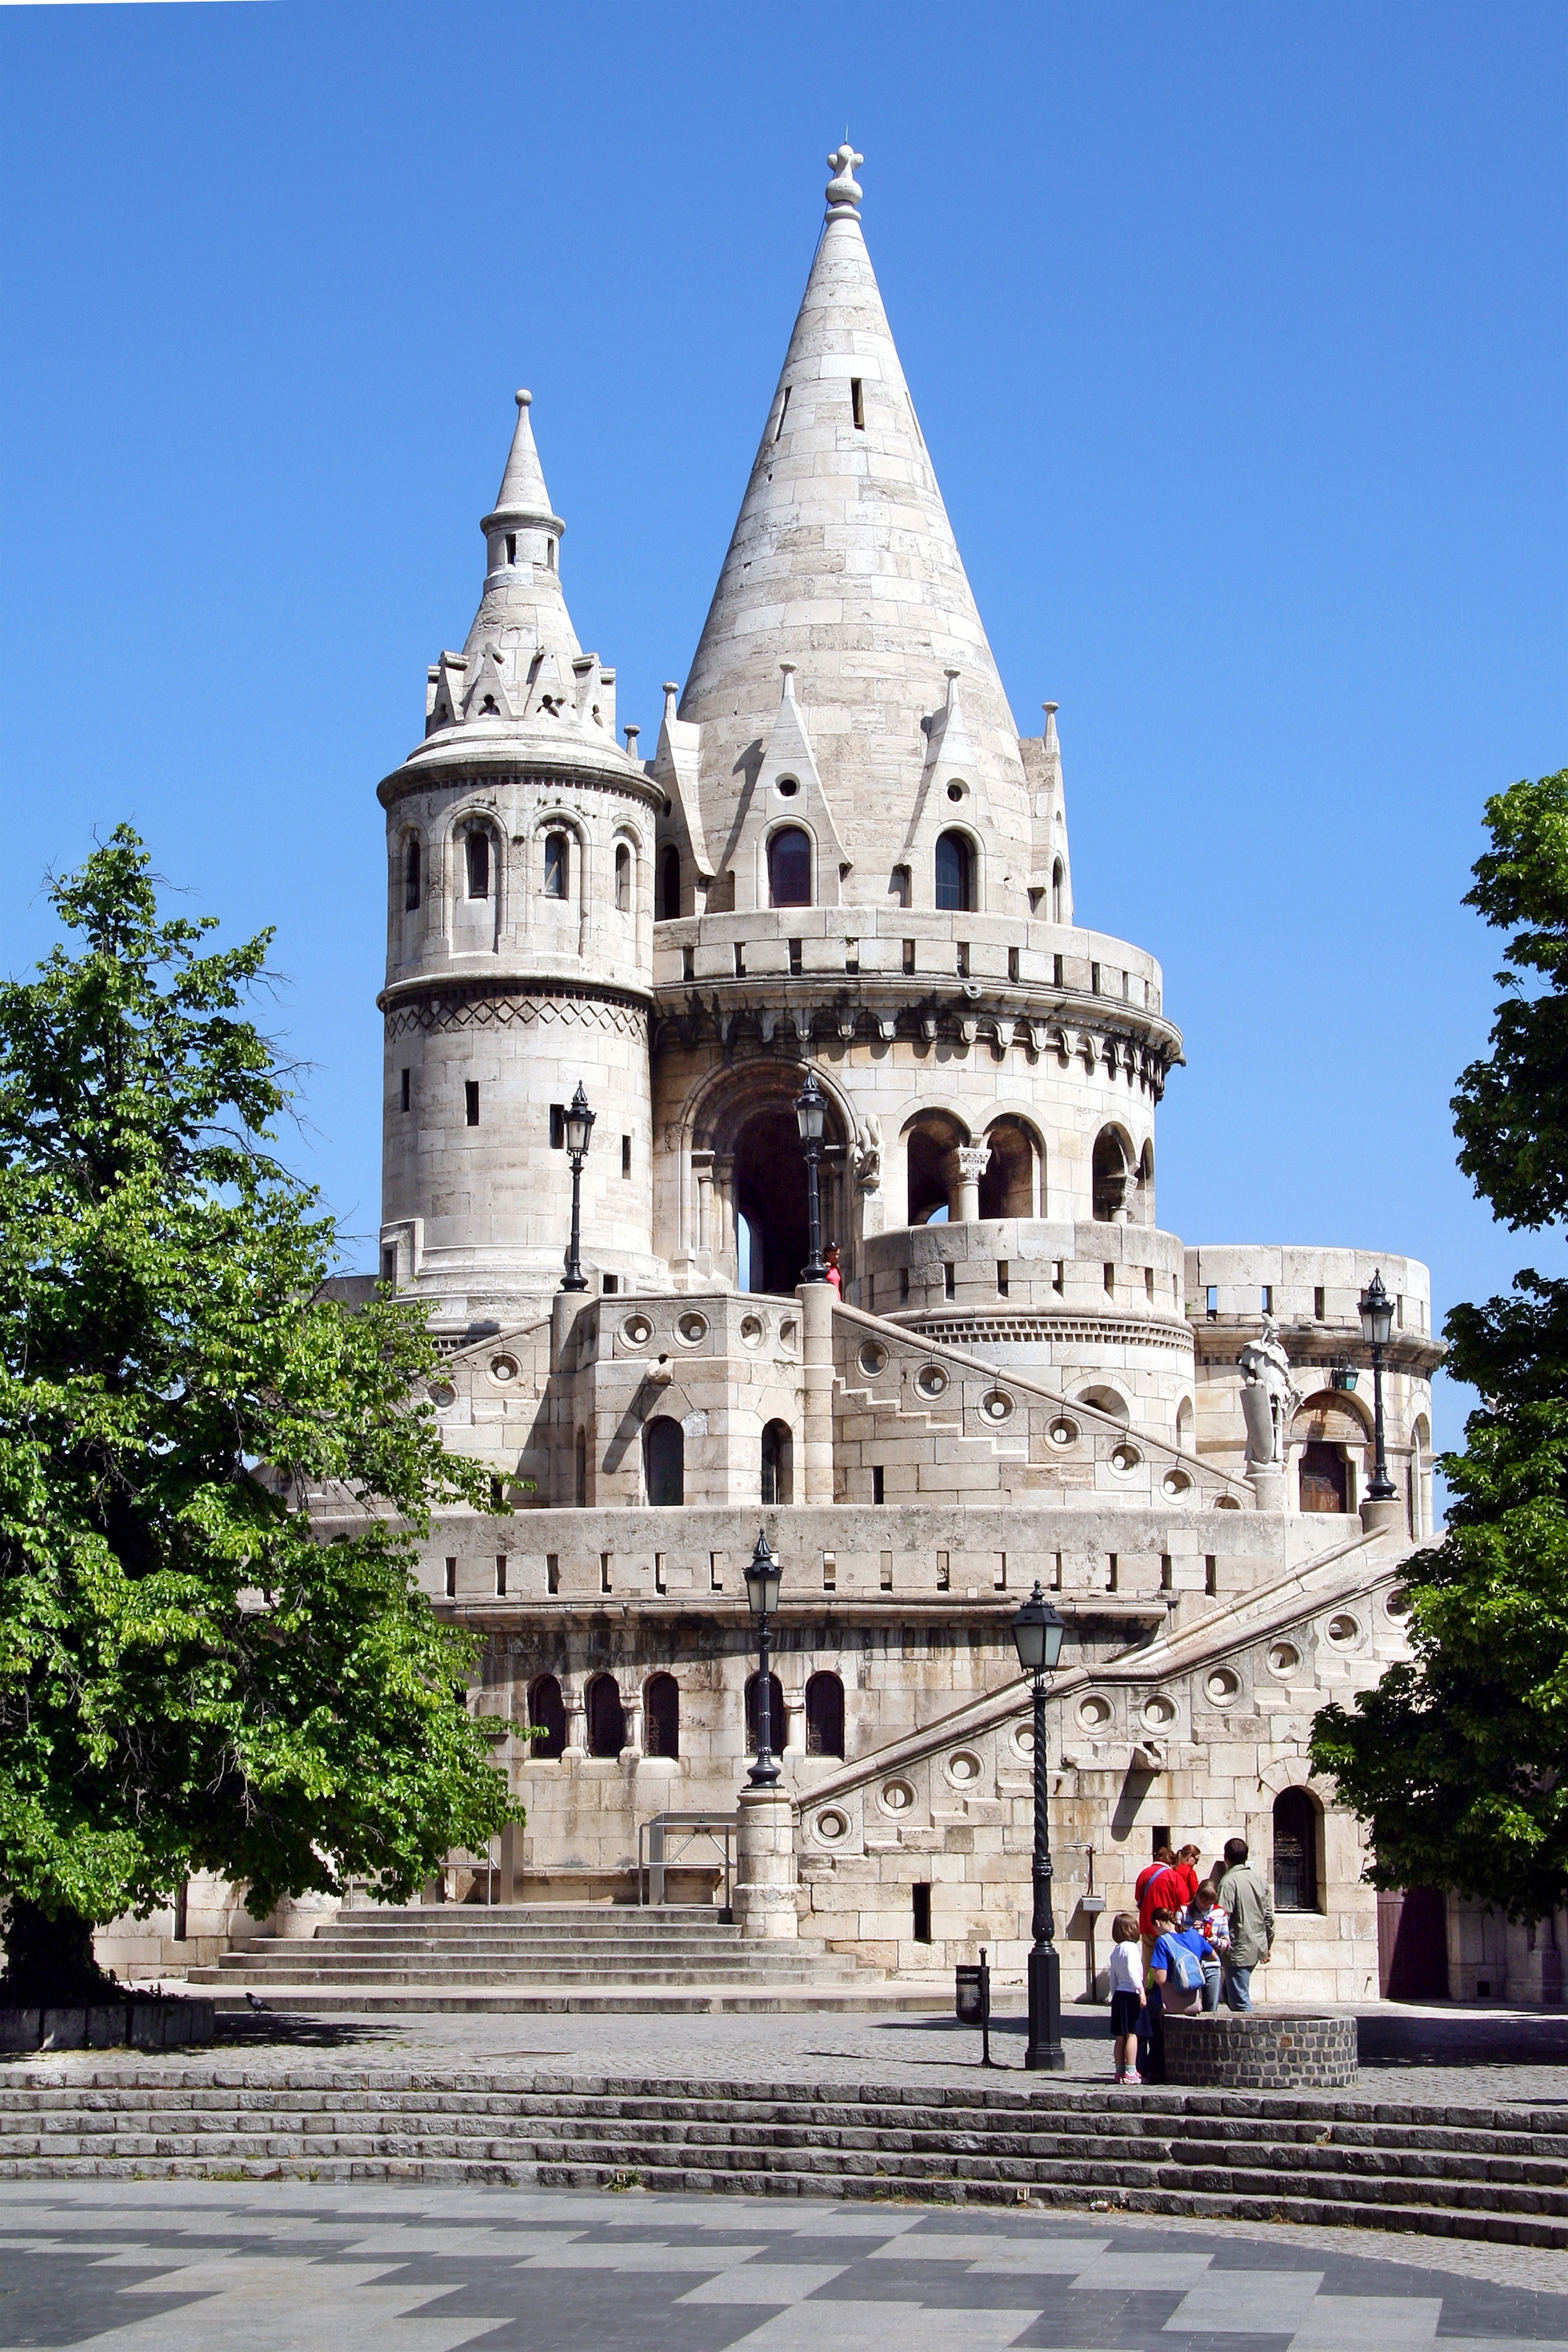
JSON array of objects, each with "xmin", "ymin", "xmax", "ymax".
[{"xmin": 824, "ymin": 1244, "xmax": 842, "ymax": 1296}]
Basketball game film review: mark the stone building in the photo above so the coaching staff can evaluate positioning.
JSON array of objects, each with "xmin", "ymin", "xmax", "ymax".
[{"xmin": 113, "ymin": 147, "xmax": 1487, "ymax": 2004}]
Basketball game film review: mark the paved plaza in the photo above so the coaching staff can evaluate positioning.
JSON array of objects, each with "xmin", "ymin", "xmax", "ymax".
[{"xmin": 0, "ymin": 2177, "xmax": 1563, "ymax": 2350}]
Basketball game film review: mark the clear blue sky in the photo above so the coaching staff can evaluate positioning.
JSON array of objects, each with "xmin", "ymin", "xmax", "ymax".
[{"xmin": 2, "ymin": 2, "xmax": 1563, "ymax": 1452}]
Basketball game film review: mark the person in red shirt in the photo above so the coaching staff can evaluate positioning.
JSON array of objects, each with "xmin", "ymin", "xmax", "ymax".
[{"xmin": 1138, "ymin": 1844, "xmax": 1202, "ymax": 1961}]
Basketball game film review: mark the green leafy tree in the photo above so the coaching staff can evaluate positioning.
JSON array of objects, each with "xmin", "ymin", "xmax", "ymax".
[
  {"xmin": 1312, "ymin": 771, "xmax": 1568, "ymax": 1922},
  {"xmin": 0, "ymin": 828, "xmax": 515, "ymax": 2001}
]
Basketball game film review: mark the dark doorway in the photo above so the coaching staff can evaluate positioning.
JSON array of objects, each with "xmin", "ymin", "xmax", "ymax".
[
  {"xmin": 805, "ymin": 1670, "xmax": 844, "ymax": 1758},
  {"xmin": 1272, "ymin": 1788, "xmax": 1319, "ymax": 1910},
  {"xmin": 1378, "ymin": 1886, "xmax": 1450, "ymax": 2000},
  {"xmin": 528, "ymin": 1675, "xmax": 566, "ymax": 1760},
  {"xmin": 1299, "ymin": 1441, "xmax": 1348, "ymax": 1513},
  {"xmin": 644, "ymin": 1672, "xmax": 679, "ymax": 1759},
  {"xmin": 735, "ymin": 1109, "xmax": 812, "ymax": 1293},
  {"xmin": 586, "ymin": 1673, "xmax": 625, "ymax": 1757},
  {"xmin": 643, "ymin": 1416, "xmax": 684, "ymax": 1505},
  {"xmin": 657, "ymin": 844, "xmax": 681, "ymax": 920},
  {"xmin": 761, "ymin": 1419, "xmax": 793, "ymax": 1505},
  {"xmin": 745, "ymin": 1670, "xmax": 786, "ymax": 1756}
]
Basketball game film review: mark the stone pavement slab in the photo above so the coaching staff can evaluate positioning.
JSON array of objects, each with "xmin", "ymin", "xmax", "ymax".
[{"xmin": 0, "ymin": 2180, "xmax": 1563, "ymax": 2351}]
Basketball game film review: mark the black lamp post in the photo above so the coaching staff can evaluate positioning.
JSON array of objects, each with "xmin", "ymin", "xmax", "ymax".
[
  {"xmin": 1359, "ymin": 1269, "xmax": 1396, "ymax": 1502},
  {"xmin": 744, "ymin": 1529, "xmax": 782, "ymax": 1787},
  {"xmin": 793, "ymin": 1069, "xmax": 829, "ymax": 1284},
  {"xmin": 1011, "ymin": 1580, "xmax": 1067, "ymax": 2071},
  {"xmin": 560, "ymin": 1081, "xmax": 595, "ymax": 1293}
]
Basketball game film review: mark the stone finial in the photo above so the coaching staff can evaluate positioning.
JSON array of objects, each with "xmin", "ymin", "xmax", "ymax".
[
  {"xmin": 779, "ymin": 662, "xmax": 797, "ymax": 700},
  {"xmin": 515, "ymin": 389, "xmax": 532, "ymax": 409},
  {"xmin": 826, "ymin": 143, "xmax": 864, "ymax": 209}
]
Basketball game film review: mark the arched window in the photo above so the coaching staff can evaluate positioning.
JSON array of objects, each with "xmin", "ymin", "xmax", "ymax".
[
  {"xmin": 1175, "ymin": 1398, "xmax": 1195, "ymax": 1451},
  {"xmin": 615, "ymin": 842, "xmax": 631, "ymax": 913},
  {"xmin": 658, "ymin": 844, "xmax": 681, "ymax": 921},
  {"xmin": 543, "ymin": 831, "xmax": 569, "ymax": 899},
  {"xmin": 574, "ymin": 1428, "xmax": 587, "ymax": 1508},
  {"xmin": 644, "ymin": 1672, "xmax": 679, "ymax": 1759},
  {"xmin": 1091, "ymin": 1127, "xmax": 1131, "ymax": 1222},
  {"xmin": 978, "ymin": 1118, "xmax": 1037, "ymax": 1220},
  {"xmin": 528, "ymin": 1674, "xmax": 566, "ymax": 1761},
  {"xmin": 1051, "ymin": 858, "xmax": 1063, "ymax": 924},
  {"xmin": 768, "ymin": 826, "xmax": 811, "ymax": 909},
  {"xmin": 760, "ymin": 1420, "xmax": 793, "ymax": 1507},
  {"xmin": 1272, "ymin": 1788, "xmax": 1319, "ymax": 1911},
  {"xmin": 935, "ymin": 830, "xmax": 975, "ymax": 913},
  {"xmin": 745, "ymin": 1670, "xmax": 785, "ymax": 1756},
  {"xmin": 805, "ymin": 1671, "xmax": 844, "ymax": 1759},
  {"xmin": 404, "ymin": 837, "xmax": 422, "ymax": 912},
  {"xmin": 586, "ymin": 1673, "xmax": 625, "ymax": 1759},
  {"xmin": 643, "ymin": 1415, "xmax": 684, "ymax": 1506},
  {"xmin": 906, "ymin": 1110, "xmax": 967, "ymax": 1225},
  {"xmin": 1138, "ymin": 1140, "xmax": 1155, "ymax": 1225},
  {"xmin": 465, "ymin": 829, "xmax": 490, "ymax": 900}
]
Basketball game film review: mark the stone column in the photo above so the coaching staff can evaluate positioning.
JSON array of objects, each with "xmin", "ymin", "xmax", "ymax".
[
  {"xmin": 1248, "ymin": 1465, "xmax": 1287, "ymax": 1511},
  {"xmin": 735, "ymin": 1784, "xmax": 800, "ymax": 1940},
  {"xmin": 620, "ymin": 1689, "xmax": 644, "ymax": 1765},
  {"xmin": 693, "ymin": 1150, "xmax": 715, "ymax": 1274},
  {"xmin": 498, "ymin": 1819, "xmax": 524, "ymax": 1904},
  {"xmin": 782, "ymin": 1690, "xmax": 807, "ymax": 1755},
  {"xmin": 953, "ymin": 1143, "xmax": 991, "ymax": 1223},
  {"xmin": 1359, "ymin": 1495, "xmax": 1404, "ymax": 1538},
  {"xmin": 562, "ymin": 1677, "xmax": 587, "ymax": 1759},
  {"xmin": 800, "ymin": 1279, "xmax": 835, "ymax": 1503}
]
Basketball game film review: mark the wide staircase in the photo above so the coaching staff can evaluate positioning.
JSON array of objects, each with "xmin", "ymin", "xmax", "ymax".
[
  {"xmin": 0, "ymin": 2068, "xmax": 1561, "ymax": 2245},
  {"xmin": 183, "ymin": 1904, "xmax": 928, "ymax": 2013}
]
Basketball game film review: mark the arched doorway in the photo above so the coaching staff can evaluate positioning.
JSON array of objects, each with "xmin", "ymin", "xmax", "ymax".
[
  {"xmin": 1092, "ymin": 1127, "xmax": 1133, "ymax": 1222},
  {"xmin": 528, "ymin": 1675, "xmax": 566, "ymax": 1760},
  {"xmin": 643, "ymin": 1415, "xmax": 684, "ymax": 1505},
  {"xmin": 760, "ymin": 1419, "xmax": 793, "ymax": 1505},
  {"xmin": 906, "ymin": 1111, "xmax": 967, "ymax": 1225},
  {"xmin": 644, "ymin": 1672, "xmax": 679, "ymax": 1759},
  {"xmin": 805, "ymin": 1671, "xmax": 844, "ymax": 1758},
  {"xmin": 586, "ymin": 1674, "xmax": 625, "ymax": 1758},
  {"xmin": 1292, "ymin": 1392, "xmax": 1367, "ymax": 1515},
  {"xmin": 1272, "ymin": 1788, "xmax": 1320, "ymax": 1911}
]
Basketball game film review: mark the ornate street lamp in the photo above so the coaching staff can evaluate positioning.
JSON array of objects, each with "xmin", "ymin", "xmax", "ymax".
[
  {"xmin": 559, "ymin": 1081, "xmax": 596, "ymax": 1294},
  {"xmin": 1359, "ymin": 1269, "xmax": 1396, "ymax": 1502},
  {"xmin": 744, "ymin": 1530, "xmax": 783, "ymax": 1787},
  {"xmin": 1011, "ymin": 1580, "xmax": 1067, "ymax": 2071},
  {"xmin": 793, "ymin": 1068, "xmax": 829, "ymax": 1284}
]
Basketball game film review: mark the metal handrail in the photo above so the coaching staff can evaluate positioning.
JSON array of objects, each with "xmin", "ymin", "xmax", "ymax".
[{"xmin": 637, "ymin": 1812, "xmax": 738, "ymax": 1915}]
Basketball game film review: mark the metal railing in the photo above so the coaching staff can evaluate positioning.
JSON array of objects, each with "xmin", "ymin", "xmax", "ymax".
[{"xmin": 637, "ymin": 1813, "xmax": 738, "ymax": 1915}]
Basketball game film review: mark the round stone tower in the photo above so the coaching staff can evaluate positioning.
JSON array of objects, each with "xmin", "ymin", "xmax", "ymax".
[
  {"xmin": 377, "ymin": 391, "xmax": 663, "ymax": 1345},
  {"xmin": 648, "ymin": 148, "xmax": 1192, "ymax": 1439}
]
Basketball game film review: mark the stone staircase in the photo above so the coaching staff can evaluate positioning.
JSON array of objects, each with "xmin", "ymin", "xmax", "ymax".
[
  {"xmin": 183, "ymin": 1904, "xmax": 931, "ymax": 2013},
  {"xmin": 0, "ymin": 2070, "xmax": 1561, "ymax": 2245}
]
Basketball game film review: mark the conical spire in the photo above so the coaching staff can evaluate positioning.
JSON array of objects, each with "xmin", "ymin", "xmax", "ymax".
[
  {"xmin": 678, "ymin": 146, "xmax": 1033, "ymax": 908},
  {"xmin": 461, "ymin": 387, "xmax": 580, "ymax": 681},
  {"xmin": 489, "ymin": 389, "xmax": 559, "ymax": 527}
]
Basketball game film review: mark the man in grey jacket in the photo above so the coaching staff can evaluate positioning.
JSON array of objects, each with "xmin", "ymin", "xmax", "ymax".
[{"xmin": 1217, "ymin": 1836, "xmax": 1275, "ymax": 2011}]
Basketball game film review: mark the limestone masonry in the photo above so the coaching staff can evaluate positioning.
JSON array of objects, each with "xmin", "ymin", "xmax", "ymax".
[{"xmin": 120, "ymin": 145, "xmax": 1548, "ymax": 2008}]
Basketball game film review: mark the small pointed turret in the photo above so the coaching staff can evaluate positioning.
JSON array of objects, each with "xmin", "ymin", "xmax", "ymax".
[{"xmin": 489, "ymin": 388, "xmax": 558, "ymax": 528}]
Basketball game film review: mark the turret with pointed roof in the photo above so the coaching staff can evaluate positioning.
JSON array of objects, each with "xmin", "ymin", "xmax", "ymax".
[{"xmin": 678, "ymin": 147, "xmax": 1036, "ymax": 911}]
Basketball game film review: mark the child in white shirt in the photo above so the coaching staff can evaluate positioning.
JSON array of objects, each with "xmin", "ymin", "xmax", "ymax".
[{"xmin": 1107, "ymin": 1909, "xmax": 1145, "ymax": 2083}]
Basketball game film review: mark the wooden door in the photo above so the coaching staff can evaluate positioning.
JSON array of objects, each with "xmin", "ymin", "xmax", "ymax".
[
  {"xmin": 1377, "ymin": 1886, "xmax": 1450, "ymax": 1999},
  {"xmin": 1299, "ymin": 1439, "xmax": 1348, "ymax": 1513}
]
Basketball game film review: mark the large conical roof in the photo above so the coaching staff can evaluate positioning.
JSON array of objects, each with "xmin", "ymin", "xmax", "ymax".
[{"xmin": 679, "ymin": 147, "xmax": 1033, "ymax": 906}]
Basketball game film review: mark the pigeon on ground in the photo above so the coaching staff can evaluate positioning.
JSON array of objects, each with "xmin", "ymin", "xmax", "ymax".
[{"xmin": 245, "ymin": 1992, "xmax": 267, "ymax": 2013}]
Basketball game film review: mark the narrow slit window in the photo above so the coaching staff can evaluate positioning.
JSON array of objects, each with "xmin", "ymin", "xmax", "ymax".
[
  {"xmin": 1007, "ymin": 946, "xmax": 1020, "ymax": 981},
  {"xmin": 1314, "ymin": 1286, "xmax": 1326, "ymax": 1320},
  {"xmin": 400, "ymin": 1068, "xmax": 411, "ymax": 1112},
  {"xmin": 404, "ymin": 837, "xmax": 422, "ymax": 911},
  {"xmin": 444, "ymin": 1558, "xmax": 456, "ymax": 1598},
  {"xmin": 1104, "ymin": 1261, "xmax": 1115, "ymax": 1295},
  {"xmin": 1261, "ymin": 1284, "xmax": 1273, "ymax": 1313},
  {"xmin": 465, "ymin": 829, "xmax": 490, "ymax": 899},
  {"xmin": 872, "ymin": 1465, "xmax": 884, "ymax": 1504},
  {"xmin": 1053, "ymin": 953, "xmax": 1064, "ymax": 986},
  {"xmin": 775, "ymin": 385, "xmax": 791, "ymax": 441},
  {"xmin": 546, "ymin": 1552, "xmax": 560, "ymax": 1595},
  {"xmin": 789, "ymin": 938, "xmax": 803, "ymax": 975},
  {"xmin": 495, "ymin": 1555, "xmax": 507, "ymax": 1598},
  {"xmin": 550, "ymin": 1103, "xmax": 565, "ymax": 1149},
  {"xmin": 912, "ymin": 1883, "xmax": 931, "ymax": 1942},
  {"xmin": 1205, "ymin": 1555, "xmax": 1218, "ymax": 1596},
  {"xmin": 543, "ymin": 831, "xmax": 569, "ymax": 899},
  {"xmin": 506, "ymin": 532, "xmax": 517, "ymax": 564},
  {"xmin": 682, "ymin": 944, "xmax": 695, "ymax": 980},
  {"xmin": 614, "ymin": 842, "xmax": 631, "ymax": 912},
  {"xmin": 1207, "ymin": 1285, "xmax": 1219, "ymax": 1319},
  {"xmin": 902, "ymin": 938, "xmax": 916, "ymax": 975},
  {"xmin": 465, "ymin": 1080, "xmax": 480, "ymax": 1127},
  {"xmin": 997, "ymin": 1261, "xmax": 1010, "ymax": 1296},
  {"xmin": 944, "ymin": 1261, "xmax": 956, "ymax": 1300},
  {"xmin": 622, "ymin": 1134, "xmax": 632, "ymax": 1178},
  {"xmin": 851, "ymin": 377, "xmax": 865, "ymax": 429}
]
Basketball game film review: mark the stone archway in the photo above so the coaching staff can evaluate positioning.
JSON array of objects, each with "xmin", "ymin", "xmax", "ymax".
[
  {"xmin": 684, "ymin": 1062, "xmax": 849, "ymax": 1293},
  {"xmin": 1290, "ymin": 1390, "xmax": 1370, "ymax": 1515}
]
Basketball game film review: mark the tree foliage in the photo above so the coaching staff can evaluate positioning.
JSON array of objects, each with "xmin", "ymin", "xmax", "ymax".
[
  {"xmin": 1452, "ymin": 770, "xmax": 1568, "ymax": 1230},
  {"xmin": 1312, "ymin": 771, "xmax": 1568, "ymax": 1922},
  {"xmin": 0, "ymin": 829, "xmax": 515, "ymax": 1988}
]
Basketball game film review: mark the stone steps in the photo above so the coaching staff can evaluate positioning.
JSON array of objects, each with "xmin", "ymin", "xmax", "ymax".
[
  {"xmin": 0, "ymin": 2073, "xmax": 1561, "ymax": 2246},
  {"xmin": 188, "ymin": 1904, "xmax": 871, "ymax": 1998}
]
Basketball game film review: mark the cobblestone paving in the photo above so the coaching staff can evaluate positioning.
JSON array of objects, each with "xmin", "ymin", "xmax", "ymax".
[{"xmin": 0, "ymin": 2179, "xmax": 1563, "ymax": 2351}]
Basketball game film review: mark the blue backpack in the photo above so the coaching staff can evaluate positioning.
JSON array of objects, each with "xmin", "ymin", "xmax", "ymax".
[{"xmin": 1166, "ymin": 1935, "xmax": 1208, "ymax": 1993}]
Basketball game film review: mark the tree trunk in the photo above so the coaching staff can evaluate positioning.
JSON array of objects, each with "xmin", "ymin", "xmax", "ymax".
[{"xmin": 0, "ymin": 1898, "xmax": 120, "ymax": 2005}]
